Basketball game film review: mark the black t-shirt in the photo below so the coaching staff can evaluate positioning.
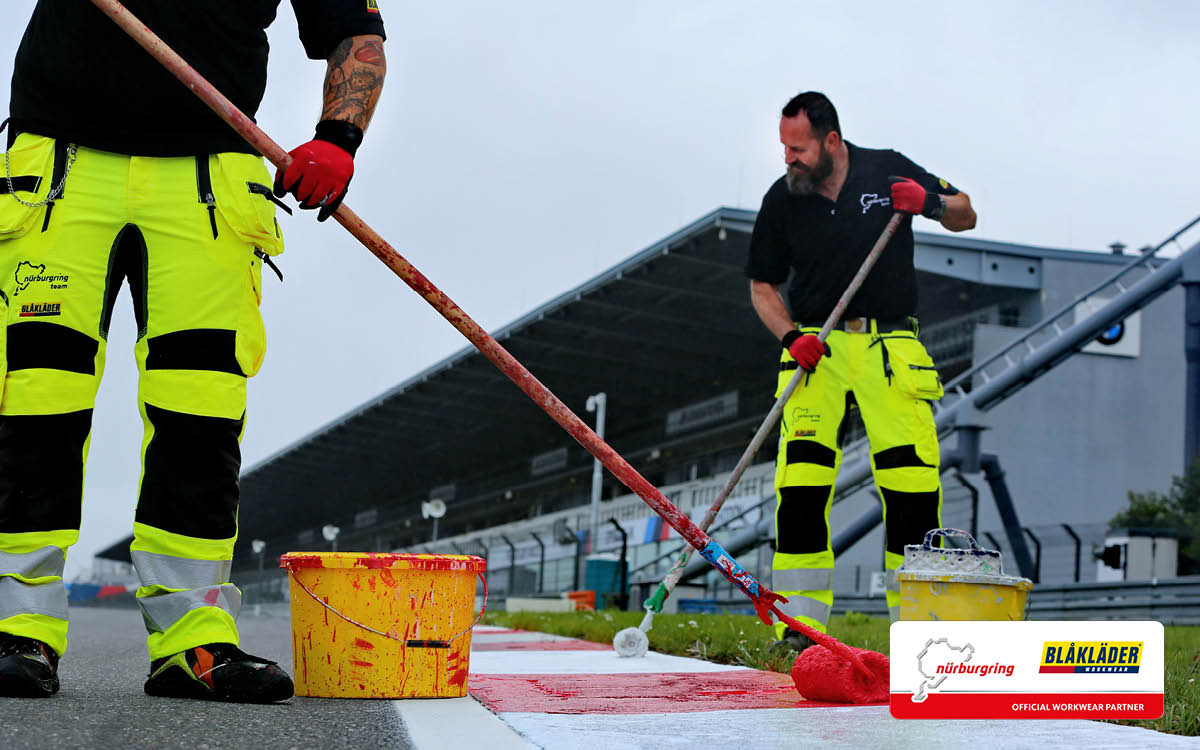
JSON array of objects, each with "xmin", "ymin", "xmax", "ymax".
[
  {"xmin": 7, "ymin": 0, "xmax": 386, "ymax": 156},
  {"xmin": 744, "ymin": 142, "xmax": 959, "ymax": 322}
]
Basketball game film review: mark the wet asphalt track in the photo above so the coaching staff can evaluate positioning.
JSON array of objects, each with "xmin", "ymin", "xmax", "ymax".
[{"xmin": 0, "ymin": 606, "xmax": 412, "ymax": 750}]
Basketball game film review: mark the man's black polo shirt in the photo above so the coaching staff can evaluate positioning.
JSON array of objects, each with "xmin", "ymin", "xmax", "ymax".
[
  {"xmin": 744, "ymin": 142, "xmax": 959, "ymax": 322},
  {"xmin": 8, "ymin": 0, "xmax": 386, "ymax": 157}
]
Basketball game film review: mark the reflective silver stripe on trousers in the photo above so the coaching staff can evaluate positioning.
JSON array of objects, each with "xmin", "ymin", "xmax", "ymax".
[
  {"xmin": 772, "ymin": 568, "xmax": 834, "ymax": 592},
  {"xmin": 886, "ymin": 569, "xmax": 900, "ymax": 591},
  {"xmin": 138, "ymin": 584, "xmax": 241, "ymax": 634},
  {"xmin": 0, "ymin": 545, "xmax": 66, "ymax": 579},
  {"xmin": 131, "ymin": 550, "xmax": 232, "ymax": 589},
  {"xmin": 775, "ymin": 595, "xmax": 831, "ymax": 625},
  {"xmin": 0, "ymin": 575, "xmax": 69, "ymax": 621}
]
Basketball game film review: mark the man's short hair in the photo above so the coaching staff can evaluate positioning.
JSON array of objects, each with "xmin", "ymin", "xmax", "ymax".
[{"xmin": 781, "ymin": 91, "xmax": 841, "ymax": 139}]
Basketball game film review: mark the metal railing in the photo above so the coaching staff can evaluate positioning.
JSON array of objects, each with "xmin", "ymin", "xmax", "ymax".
[
  {"xmin": 628, "ymin": 491, "xmax": 775, "ymax": 583},
  {"xmin": 1027, "ymin": 576, "xmax": 1200, "ymax": 624}
]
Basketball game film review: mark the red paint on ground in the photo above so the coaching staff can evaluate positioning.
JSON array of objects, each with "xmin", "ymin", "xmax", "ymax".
[
  {"xmin": 471, "ymin": 640, "xmax": 613, "ymax": 652},
  {"xmin": 470, "ymin": 671, "xmax": 884, "ymax": 714},
  {"xmin": 354, "ymin": 638, "xmax": 375, "ymax": 650},
  {"xmin": 474, "ymin": 628, "xmax": 527, "ymax": 636}
]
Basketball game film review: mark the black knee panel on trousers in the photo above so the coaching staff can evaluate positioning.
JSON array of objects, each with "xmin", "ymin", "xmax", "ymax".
[
  {"xmin": 785, "ymin": 440, "xmax": 836, "ymax": 468},
  {"xmin": 145, "ymin": 329, "xmax": 242, "ymax": 376},
  {"xmin": 776, "ymin": 484, "xmax": 833, "ymax": 554},
  {"xmin": 135, "ymin": 404, "xmax": 243, "ymax": 540},
  {"xmin": 0, "ymin": 411, "xmax": 92, "ymax": 533},
  {"xmin": 7, "ymin": 322, "xmax": 100, "ymax": 375},
  {"xmin": 881, "ymin": 487, "xmax": 941, "ymax": 555},
  {"xmin": 873, "ymin": 444, "xmax": 935, "ymax": 470}
]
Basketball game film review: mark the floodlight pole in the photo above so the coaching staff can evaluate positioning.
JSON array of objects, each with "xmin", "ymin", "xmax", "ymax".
[
  {"xmin": 251, "ymin": 538, "xmax": 266, "ymax": 612},
  {"xmin": 586, "ymin": 393, "xmax": 607, "ymax": 553}
]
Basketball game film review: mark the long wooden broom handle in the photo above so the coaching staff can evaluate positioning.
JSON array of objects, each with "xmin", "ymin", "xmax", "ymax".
[{"xmin": 87, "ymin": 0, "xmax": 718, "ymax": 564}]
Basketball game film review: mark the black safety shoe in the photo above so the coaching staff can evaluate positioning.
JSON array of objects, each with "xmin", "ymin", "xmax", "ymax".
[
  {"xmin": 0, "ymin": 633, "xmax": 60, "ymax": 698},
  {"xmin": 771, "ymin": 628, "xmax": 817, "ymax": 654},
  {"xmin": 144, "ymin": 643, "xmax": 292, "ymax": 703}
]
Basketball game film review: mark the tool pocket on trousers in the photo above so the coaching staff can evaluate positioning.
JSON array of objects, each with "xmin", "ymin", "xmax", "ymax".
[
  {"xmin": 886, "ymin": 336, "xmax": 944, "ymax": 401},
  {"xmin": 206, "ymin": 153, "xmax": 285, "ymax": 256},
  {"xmin": 0, "ymin": 134, "xmax": 55, "ymax": 240},
  {"xmin": 235, "ymin": 255, "xmax": 267, "ymax": 378},
  {"xmin": 0, "ymin": 291, "xmax": 8, "ymax": 402}
]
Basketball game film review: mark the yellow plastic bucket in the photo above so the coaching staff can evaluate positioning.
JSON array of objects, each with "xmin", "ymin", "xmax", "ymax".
[
  {"xmin": 279, "ymin": 552, "xmax": 486, "ymax": 699},
  {"xmin": 898, "ymin": 528, "xmax": 1033, "ymax": 621}
]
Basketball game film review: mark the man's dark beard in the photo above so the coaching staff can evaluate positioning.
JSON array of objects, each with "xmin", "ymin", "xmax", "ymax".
[{"xmin": 785, "ymin": 145, "xmax": 833, "ymax": 195}]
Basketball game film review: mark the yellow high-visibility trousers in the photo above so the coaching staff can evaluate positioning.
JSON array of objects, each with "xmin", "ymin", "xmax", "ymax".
[
  {"xmin": 772, "ymin": 320, "xmax": 943, "ymax": 636},
  {"xmin": 0, "ymin": 132, "xmax": 281, "ymax": 659}
]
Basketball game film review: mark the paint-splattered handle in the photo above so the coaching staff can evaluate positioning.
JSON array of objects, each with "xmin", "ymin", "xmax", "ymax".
[{"xmin": 770, "ymin": 605, "xmax": 873, "ymax": 681}]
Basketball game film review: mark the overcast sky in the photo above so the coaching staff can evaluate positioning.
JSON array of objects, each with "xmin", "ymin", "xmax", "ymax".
[{"xmin": 3, "ymin": 1, "xmax": 1197, "ymax": 578}]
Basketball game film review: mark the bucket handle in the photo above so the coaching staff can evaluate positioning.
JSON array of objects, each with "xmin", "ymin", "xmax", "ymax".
[
  {"xmin": 922, "ymin": 527, "xmax": 983, "ymax": 551},
  {"xmin": 286, "ymin": 568, "xmax": 488, "ymax": 649}
]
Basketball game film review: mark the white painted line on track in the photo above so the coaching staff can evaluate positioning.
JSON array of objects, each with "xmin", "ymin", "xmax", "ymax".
[
  {"xmin": 469, "ymin": 649, "xmax": 745, "ymax": 675},
  {"xmin": 497, "ymin": 706, "xmax": 1197, "ymax": 750},
  {"xmin": 393, "ymin": 696, "xmax": 537, "ymax": 750},
  {"xmin": 471, "ymin": 631, "xmax": 578, "ymax": 643}
]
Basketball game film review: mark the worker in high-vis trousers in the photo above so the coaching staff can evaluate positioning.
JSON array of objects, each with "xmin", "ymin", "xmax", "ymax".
[
  {"xmin": 0, "ymin": 1, "xmax": 386, "ymax": 701},
  {"xmin": 745, "ymin": 92, "xmax": 977, "ymax": 651}
]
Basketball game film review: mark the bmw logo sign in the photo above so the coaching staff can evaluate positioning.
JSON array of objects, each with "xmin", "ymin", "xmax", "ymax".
[{"xmin": 1095, "ymin": 320, "xmax": 1125, "ymax": 346}]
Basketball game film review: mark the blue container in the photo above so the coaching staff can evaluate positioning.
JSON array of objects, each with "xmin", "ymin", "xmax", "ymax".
[{"xmin": 584, "ymin": 557, "xmax": 627, "ymax": 610}]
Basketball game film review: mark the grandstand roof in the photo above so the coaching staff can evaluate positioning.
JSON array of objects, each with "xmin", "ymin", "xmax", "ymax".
[{"xmin": 94, "ymin": 207, "xmax": 1127, "ymax": 566}]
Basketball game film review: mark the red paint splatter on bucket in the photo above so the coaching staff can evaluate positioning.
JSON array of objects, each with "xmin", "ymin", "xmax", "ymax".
[
  {"xmin": 354, "ymin": 638, "xmax": 375, "ymax": 650},
  {"xmin": 350, "ymin": 660, "xmax": 374, "ymax": 668},
  {"xmin": 379, "ymin": 569, "xmax": 396, "ymax": 588},
  {"xmin": 448, "ymin": 667, "xmax": 468, "ymax": 688}
]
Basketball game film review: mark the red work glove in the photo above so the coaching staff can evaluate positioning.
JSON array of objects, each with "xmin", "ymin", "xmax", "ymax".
[
  {"xmin": 274, "ymin": 120, "xmax": 362, "ymax": 222},
  {"xmin": 888, "ymin": 176, "xmax": 945, "ymax": 220},
  {"xmin": 781, "ymin": 331, "xmax": 831, "ymax": 372}
]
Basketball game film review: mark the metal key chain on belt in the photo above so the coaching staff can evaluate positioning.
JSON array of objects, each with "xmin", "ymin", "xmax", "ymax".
[{"xmin": 3, "ymin": 136, "xmax": 78, "ymax": 208}]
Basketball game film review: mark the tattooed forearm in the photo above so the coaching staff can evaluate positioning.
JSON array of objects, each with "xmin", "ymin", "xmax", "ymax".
[{"xmin": 322, "ymin": 35, "xmax": 386, "ymax": 131}]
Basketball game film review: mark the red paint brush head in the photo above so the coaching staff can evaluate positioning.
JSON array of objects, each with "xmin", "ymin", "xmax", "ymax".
[{"xmin": 791, "ymin": 645, "xmax": 889, "ymax": 704}]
